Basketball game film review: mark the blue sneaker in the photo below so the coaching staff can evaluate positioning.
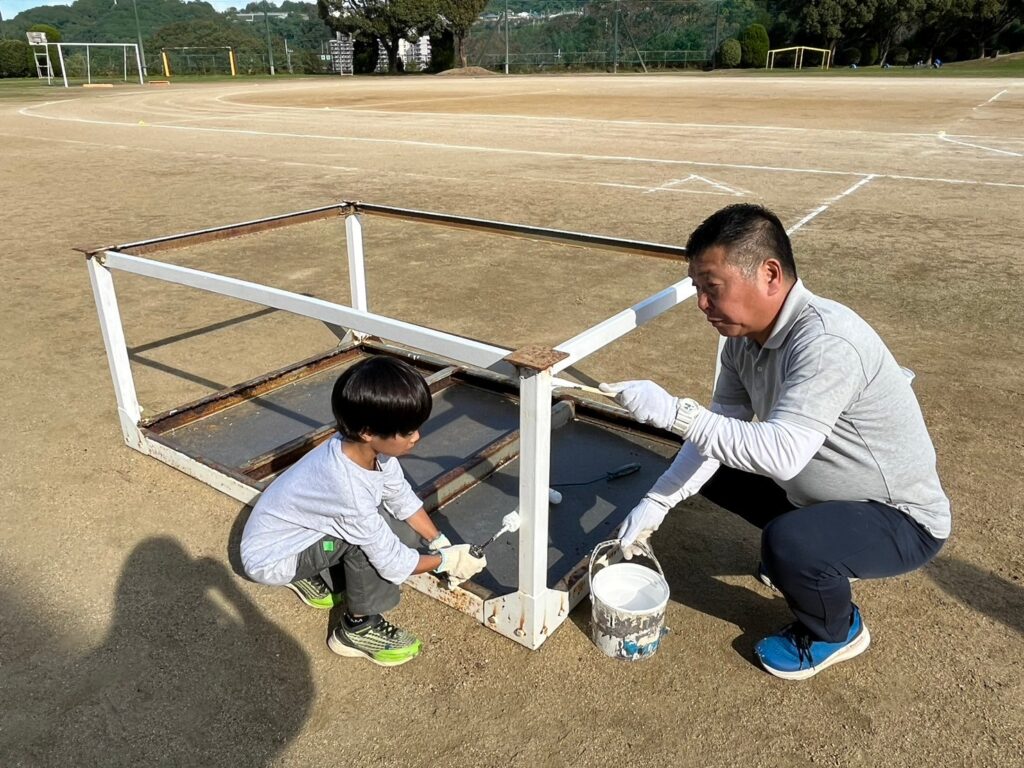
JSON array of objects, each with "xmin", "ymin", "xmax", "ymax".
[{"xmin": 755, "ymin": 606, "xmax": 871, "ymax": 680}]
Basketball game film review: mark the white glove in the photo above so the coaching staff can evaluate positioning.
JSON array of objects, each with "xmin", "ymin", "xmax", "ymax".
[
  {"xmin": 600, "ymin": 380, "xmax": 679, "ymax": 430},
  {"xmin": 616, "ymin": 497, "xmax": 670, "ymax": 560},
  {"xmin": 434, "ymin": 544, "xmax": 487, "ymax": 582},
  {"xmin": 426, "ymin": 534, "xmax": 451, "ymax": 551}
]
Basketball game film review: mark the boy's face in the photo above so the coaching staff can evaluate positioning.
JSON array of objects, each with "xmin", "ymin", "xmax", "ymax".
[{"xmin": 364, "ymin": 429, "xmax": 421, "ymax": 457}]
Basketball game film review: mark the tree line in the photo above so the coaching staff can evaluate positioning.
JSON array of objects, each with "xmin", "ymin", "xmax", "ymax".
[{"xmin": 1, "ymin": 0, "xmax": 1021, "ymax": 79}]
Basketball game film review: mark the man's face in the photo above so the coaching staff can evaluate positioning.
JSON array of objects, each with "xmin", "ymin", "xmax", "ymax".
[{"xmin": 687, "ymin": 245, "xmax": 782, "ymax": 343}]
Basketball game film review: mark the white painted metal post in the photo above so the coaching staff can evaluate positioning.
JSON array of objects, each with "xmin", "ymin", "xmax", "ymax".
[
  {"xmin": 86, "ymin": 257, "xmax": 146, "ymax": 452},
  {"xmin": 344, "ymin": 212, "xmax": 368, "ymax": 312},
  {"xmin": 134, "ymin": 44, "xmax": 144, "ymax": 85},
  {"xmin": 516, "ymin": 368, "xmax": 553, "ymax": 645},
  {"xmin": 58, "ymin": 44, "xmax": 68, "ymax": 88}
]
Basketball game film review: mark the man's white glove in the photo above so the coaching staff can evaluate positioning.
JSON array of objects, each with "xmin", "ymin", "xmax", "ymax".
[
  {"xmin": 600, "ymin": 380, "xmax": 679, "ymax": 430},
  {"xmin": 434, "ymin": 544, "xmax": 487, "ymax": 583},
  {"xmin": 616, "ymin": 496, "xmax": 670, "ymax": 560},
  {"xmin": 599, "ymin": 381, "xmax": 703, "ymax": 439},
  {"xmin": 426, "ymin": 534, "xmax": 451, "ymax": 551}
]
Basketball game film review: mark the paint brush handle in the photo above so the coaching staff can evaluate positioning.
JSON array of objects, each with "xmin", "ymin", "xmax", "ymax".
[{"xmin": 552, "ymin": 378, "xmax": 615, "ymax": 398}]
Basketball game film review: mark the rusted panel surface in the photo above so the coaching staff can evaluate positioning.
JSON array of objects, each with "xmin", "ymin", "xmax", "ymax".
[
  {"xmin": 144, "ymin": 345, "xmax": 363, "ymax": 433},
  {"xmin": 79, "ymin": 204, "xmax": 348, "ymax": 258},
  {"xmin": 416, "ymin": 429, "xmax": 520, "ymax": 514},
  {"xmin": 143, "ymin": 429, "xmax": 261, "ymax": 493},
  {"xmin": 504, "ymin": 345, "xmax": 569, "ymax": 372},
  {"xmin": 424, "ymin": 417, "xmax": 677, "ymax": 596}
]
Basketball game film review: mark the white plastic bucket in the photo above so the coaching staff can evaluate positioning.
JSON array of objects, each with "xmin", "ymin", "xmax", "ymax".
[{"xmin": 588, "ymin": 539, "xmax": 669, "ymax": 661}]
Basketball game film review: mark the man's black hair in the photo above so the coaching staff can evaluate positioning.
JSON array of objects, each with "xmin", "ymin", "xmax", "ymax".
[
  {"xmin": 685, "ymin": 204, "xmax": 798, "ymax": 280},
  {"xmin": 332, "ymin": 356, "xmax": 432, "ymax": 440}
]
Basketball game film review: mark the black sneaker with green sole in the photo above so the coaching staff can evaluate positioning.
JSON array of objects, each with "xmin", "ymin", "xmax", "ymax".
[
  {"xmin": 328, "ymin": 615, "xmax": 422, "ymax": 666},
  {"xmin": 285, "ymin": 574, "xmax": 343, "ymax": 610}
]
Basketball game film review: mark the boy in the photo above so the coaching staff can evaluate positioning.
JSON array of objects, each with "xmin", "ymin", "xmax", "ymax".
[{"xmin": 241, "ymin": 355, "xmax": 487, "ymax": 666}]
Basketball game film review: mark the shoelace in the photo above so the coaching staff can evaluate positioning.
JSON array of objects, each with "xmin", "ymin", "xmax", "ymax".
[
  {"xmin": 372, "ymin": 616, "xmax": 402, "ymax": 639},
  {"xmin": 785, "ymin": 623, "xmax": 816, "ymax": 668}
]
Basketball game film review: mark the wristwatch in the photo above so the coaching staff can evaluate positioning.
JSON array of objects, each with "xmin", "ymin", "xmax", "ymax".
[{"xmin": 671, "ymin": 398, "xmax": 702, "ymax": 439}]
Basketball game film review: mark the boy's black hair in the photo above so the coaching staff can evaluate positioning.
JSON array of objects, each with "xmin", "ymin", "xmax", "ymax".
[
  {"xmin": 331, "ymin": 356, "xmax": 432, "ymax": 440},
  {"xmin": 685, "ymin": 203, "xmax": 798, "ymax": 280}
]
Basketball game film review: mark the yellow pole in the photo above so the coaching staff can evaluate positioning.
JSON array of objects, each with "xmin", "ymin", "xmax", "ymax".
[
  {"xmin": 161, "ymin": 50, "xmax": 171, "ymax": 77},
  {"xmin": 229, "ymin": 48, "xmax": 237, "ymax": 77}
]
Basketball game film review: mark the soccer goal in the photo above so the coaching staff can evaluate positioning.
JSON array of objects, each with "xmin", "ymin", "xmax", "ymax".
[
  {"xmin": 160, "ymin": 47, "xmax": 238, "ymax": 78},
  {"xmin": 37, "ymin": 39, "xmax": 145, "ymax": 87},
  {"xmin": 766, "ymin": 45, "xmax": 832, "ymax": 70}
]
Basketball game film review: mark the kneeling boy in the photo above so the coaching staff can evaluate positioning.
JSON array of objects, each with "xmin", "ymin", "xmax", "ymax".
[{"xmin": 241, "ymin": 355, "xmax": 486, "ymax": 666}]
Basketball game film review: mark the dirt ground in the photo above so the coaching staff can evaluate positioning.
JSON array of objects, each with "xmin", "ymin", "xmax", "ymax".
[{"xmin": 1, "ymin": 74, "xmax": 1022, "ymax": 768}]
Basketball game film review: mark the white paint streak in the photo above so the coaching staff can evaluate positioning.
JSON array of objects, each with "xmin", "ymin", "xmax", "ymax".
[
  {"xmin": 938, "ymin": 133, "xmax": 1022, "ymax": 158},
  {"xmin": 787, "ymin": 174, "xmax": 877, "ymax": 235}
]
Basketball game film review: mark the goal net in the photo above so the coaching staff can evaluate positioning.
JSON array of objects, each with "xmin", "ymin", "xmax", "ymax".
[{"xmin": 160, "ymin": 47, "xmax": 237, "ymax": 77}]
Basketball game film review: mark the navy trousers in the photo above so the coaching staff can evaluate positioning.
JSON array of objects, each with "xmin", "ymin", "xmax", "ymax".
[{"xmin": 699, "ymin": 467, "xmax": 944, "ymax": 642}]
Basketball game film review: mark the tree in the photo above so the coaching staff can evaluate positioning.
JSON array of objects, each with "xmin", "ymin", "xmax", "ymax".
[
  {"xmin": 28, "ymin": 23, "xmax": 62, "ymax": 43},
  {"xmin": 318, "ymin": 0, "xmax": 441, "ymax": 72},
  {"xmin": 719, "ymin": 37, "xmax": 741, "ymax": 66},
  {"xmin": 0, "ymin": 40, "xmax": 34, "ymax": 77},
  {"xmin": 738, "ymin": 22, "xmax": 769, "ymax": 66},
  {"xmin": 439, "ymin": 0, "xmax": 486, "ymax": 68},
  {"xmin": 866, "ymin": 0, "xmax": 923, "ymax": 65},
  {"xmin": 803, "ymin": 0, "xmax": 876, "ymax": 54}
]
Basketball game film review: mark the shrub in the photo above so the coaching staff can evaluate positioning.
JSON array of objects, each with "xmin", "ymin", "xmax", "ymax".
[
  {"xmin": 738, "ymin": 23, "xmax": 770, "ymax": 68},
  {"xmin": 864, "ymin": 43, "xmax": 879, "ymax": 65},
  {"xmin": 0, "ymin": 40, "xmax": 34, "ymax": 78},
  {"xmin": 842, "ymin": 47, "xmax": 862, "ymax": 66},
  {"xmin": 718, "ymin": 38, "xmax": 741, "ymax": 68},
  {"xmin": 891, "ymin": 46, "xmax": 909, "ymax": 65}
]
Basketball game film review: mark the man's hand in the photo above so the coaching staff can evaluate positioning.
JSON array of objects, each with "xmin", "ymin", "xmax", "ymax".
[
  {"xmin": 600, "ymin": 380, "xmax": 679, "ymax": 430},
  {"xmin": 616, "ymin": 497, "xmax": 670, "ymax": 560},
  {"xmin": 434, "ymin": 544, "xmax": 487, "ymax": 582}
]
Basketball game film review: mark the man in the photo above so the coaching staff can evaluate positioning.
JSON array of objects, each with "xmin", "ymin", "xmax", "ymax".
[{"xmin": 600, "ymin": 204, "xmax": 950, "ymax": 680}]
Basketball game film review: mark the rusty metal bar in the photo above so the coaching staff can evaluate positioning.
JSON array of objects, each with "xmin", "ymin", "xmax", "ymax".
[
  {"xmin": 78, "ymin": 203, "xmax": 350, "ymax": 258},
  {"xmin": 352, "ymin": 203, "xmax": 689, "ymax": 261}
]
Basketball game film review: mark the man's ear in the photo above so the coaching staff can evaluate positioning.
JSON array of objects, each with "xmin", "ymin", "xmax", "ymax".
[{"xmin": 762, "ymin": 258, "xmax": 785, "ymax": 295}]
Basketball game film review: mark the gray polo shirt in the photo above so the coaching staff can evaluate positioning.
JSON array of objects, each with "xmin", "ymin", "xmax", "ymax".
[{"xmin": 714, "ymin": 280, "xmax": 950, "ymax": 538}]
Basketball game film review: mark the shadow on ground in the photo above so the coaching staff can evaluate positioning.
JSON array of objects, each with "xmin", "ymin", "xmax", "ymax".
[
  {"xmin": 926, "ymin": 554, "xmax": 1024, "ymax": 635},
  {"xmin": 0, "ymin": 537, "xmax": 313, "ymax": 768}
]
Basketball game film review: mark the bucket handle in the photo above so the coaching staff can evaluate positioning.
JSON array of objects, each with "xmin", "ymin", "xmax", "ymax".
[{"xmin": 588, "ymin": 538, "xmax": 666, "ymax": 591}]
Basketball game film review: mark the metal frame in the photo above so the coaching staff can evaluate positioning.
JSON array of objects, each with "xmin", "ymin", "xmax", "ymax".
[
  {"xmin": 81, "ymin": 201, "xmax": 696, "ymax": 650},
  {"xmin": 50, "ymin": 42, "xmax": 145, "ymax": 87}
]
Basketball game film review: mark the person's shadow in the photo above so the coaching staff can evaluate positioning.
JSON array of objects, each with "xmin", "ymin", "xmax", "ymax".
[{"xmin": 0, "ymin": 537, "xmax": 313, "ymax": 767}]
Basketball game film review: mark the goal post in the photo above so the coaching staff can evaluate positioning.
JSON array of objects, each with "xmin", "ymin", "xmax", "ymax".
[
  {"xmin": 51, "ymin": 42, "xmax": 144, "ymax": 87},
  {"xmin": 766, "ymin": 46, "xmax": 832, "ymax": 70},
  {"xmin": 160, "ymin": 47, "xmax": 238, "ymax": 78}
]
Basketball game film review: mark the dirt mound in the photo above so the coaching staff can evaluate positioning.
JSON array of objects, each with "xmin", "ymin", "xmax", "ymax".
[{"xmin": 436, "ymin": 66, "xmax": 498, "ymax": 77}]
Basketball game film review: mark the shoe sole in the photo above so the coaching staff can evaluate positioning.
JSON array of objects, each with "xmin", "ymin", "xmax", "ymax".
[
  {"xmin": 759, "ymin": 625, "xmax": 871, "ymax": 681},
  {"xmin": 284, "ymin": 582, "xmax": 339, "ymax": 611},
  {"xmin": 327, "ymin": 633, "xmax": 419, "ymax": 667}
]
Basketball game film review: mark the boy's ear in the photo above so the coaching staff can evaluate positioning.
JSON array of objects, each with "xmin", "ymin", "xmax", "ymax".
[{"xmin": 356, "ymin": 430, "xmax": 375, "ymax": 443}]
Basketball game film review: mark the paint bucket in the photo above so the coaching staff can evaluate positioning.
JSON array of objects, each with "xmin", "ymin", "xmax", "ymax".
[{"xmin": 588, "ymin": 539, "xmax": 669, "ymax": 661}]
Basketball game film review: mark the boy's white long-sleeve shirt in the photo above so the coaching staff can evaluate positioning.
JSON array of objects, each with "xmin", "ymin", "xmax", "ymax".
[{"xmin": 240, "ymin": 435, "xmax": 422, "ymax": 586}]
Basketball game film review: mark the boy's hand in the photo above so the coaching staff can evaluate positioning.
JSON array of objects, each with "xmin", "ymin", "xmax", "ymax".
[
  {"xmin": 426, "ymin": 534, "xmax": 451, "ymax": 551},
  {"xmin": 434, "ymin": 544, "xmax": 487, "ymax": 583}
]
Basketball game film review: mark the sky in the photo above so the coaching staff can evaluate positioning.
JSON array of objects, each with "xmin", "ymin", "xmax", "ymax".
[{"xmin": 0, "ymin": 0, "xmax": 282, "ymax": 18}]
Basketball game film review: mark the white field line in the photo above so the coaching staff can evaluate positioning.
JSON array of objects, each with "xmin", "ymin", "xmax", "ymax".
[
  {"xmin": 644, "ymin": 174, "xmax": 749, "ymax": 196},
  {"xmin": 16, "ymin": 104, "xmax": 1024, "ymax": 190},
  {"xmin": 213, "ymin": 89, "xmax": 1024, "ymax": 142},
  {"xmin": 787, "ymin": 175, "xmax": 878, "ymax": 236},
  {"xmin": 937, "ymin": 132, "xmax": 1023, "ymax": 158},
  {"xmin": 973, "ymin": 89, "xmax": 1009, "ymax": 110},
  {"xmin": 0, "ymin": 131, "xmax": 733, "ymax": 196}
]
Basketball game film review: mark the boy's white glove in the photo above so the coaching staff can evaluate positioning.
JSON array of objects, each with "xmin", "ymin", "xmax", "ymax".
[
  {"xmin": 426, "ymin": 534, "xmax": 451, "ymax": 551},
  {"xmin": 616, "ymin": 497, "xmax": 670, "ymax": 560},
  {"xmin": 434, "ymin": 544, "xmax": 487, "ymax": 583},
  {"xmin": 600, "ymin": 380, "xmax": 679, "ymax": 430}
]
